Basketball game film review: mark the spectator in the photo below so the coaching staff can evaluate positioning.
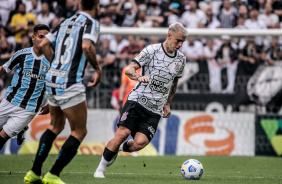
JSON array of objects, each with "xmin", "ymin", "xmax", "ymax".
[
  {"xmin": 218, "ymin": 0, "xmax": 237, "ymax": 28},
  {"xmin": 238, "ymin": 37, "xmax": 262, "ymax": 76},
  {"xmin": 105, "ymin": 4, "xmax": 120, "ymax": 26},
  {"xmin": 54, "ymin": 0, "xmax": 78, "ymax": 19},
  {"xmin": 237, "ymin": 4, "xmax": 249, "ymax": 20},
  {"xmin": 180, "ymin": 36, "xmax": 204, "ymax": 62},
  {"xmin": 273, "ymin": 0, "xmax": 282, "ymax": 22},
  {"xmin": 0, "ymin": 25, "xmax": 15, "ymax": 51},
  {"xmin": 254, "ymin": 0, "xmax": 266, "ymax": 14},
  {"xmin": 235, "ymin": 16, "xmax": 246, "ymax": 29},
  {"xmin": 244, "ymin": 7, "xmax": 267, "ymax": 46},
  {"xmin": 146, "ymin": 0, "xmax": 164, "ymax": 25},
  {"xmin": 14, "ymin": 34, "xmax": 31, "ymax": 52},
  {"xmin": 258, "ymin": 3, "xmax": 279, "ymax": 29},
  {"xmin": 0, "ymin": 37, "xmax": 14, "ymax": 64},
  {"xmin": 27, "ymin": 21, "xmax": 35, "ymax": 43},
  {"xmin": 116, "ymin": 35, "xmax": 142, "ymax": 68},
  {"xmin": 96, "ymin": 39, "xmax": 116, "ymax": 68},
  {"xmin": 181, "ymin": 0, "xmax": 206, "ymax": 28},
  {"xmin": 215, "ymin": 35, "xmax": 239, "ymax": 93},
  {"xmin": 100, "ymin": 0, "xmax": 119, "ymax": 7},
  {"xmin": 109, "ymin": 34, "xmax": 129, "ymax": 55},
  {"xmin": 10, "ymin": 2, "xmax": 37, "ymax": 44},
  {"xmin": 178, "ymin": 36, "xmax": 203, "ymax": 91},
  {"xmin": 232, "ymin": 0, "xmax": 248, "ymax": 12},
  {"xmin": 205, "ymin": 8, "xmax": 221, "ymax": 29},
  {"xmin": 6, "ymin": 0, "xmax": 22, "ymax": 27},
  {"xmin": 148, "ymin": 36, "xmax": 159, "ymax": 45},
  {"xmin": 116, "ymin": 0, "xmax": 138, "ymax": 27},
  {"xmin": 22, "ymin": 0, "xmax": 41, "ymax": 14},
  {"xmin": 134, "ymin": 10, "xmax": 153, "ymax": 28},
  {"xmin": 37, "ymin": 2, "xmax": 55, "ymax": 27},
  {"xmin": 262, "ymin": 37, "xmax": 281, "ymax": 64},
  {"xmin": 162, "ymin": 1, "xmax": 184, "ymax": 27},
  {"xmin": 0, "ymin": 0, "xmax": 15, "ymax": 26},
  {"xmin": 204, "ymin": 39, "xmax": 221, "ymax": 92},
  {"xmin": 99, "ymin": 13, "xmax": 118, "ymax": 41}
]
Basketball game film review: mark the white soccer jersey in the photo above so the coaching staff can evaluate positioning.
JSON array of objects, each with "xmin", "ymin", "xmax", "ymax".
[{"xmin": 127, "ymin": 43, "xmax": 186, "ymax": 115}]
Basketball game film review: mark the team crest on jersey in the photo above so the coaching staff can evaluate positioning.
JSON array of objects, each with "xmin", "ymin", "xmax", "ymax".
[
  {"xmin": 121, "ymin": 112, "xmax": 129, "ymax": 121},
  {"xmin": 41, "ymin": 65, "xmax": 49, "ymax": 71},
  {"xmin": 174, "ymin": 63, "xmax": 182, "ymax": 72}
]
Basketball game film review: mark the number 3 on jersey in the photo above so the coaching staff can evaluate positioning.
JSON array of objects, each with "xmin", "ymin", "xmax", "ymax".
[{"xmin": 54, "ymin": 37, "xmax": 74, "ymax": 65}]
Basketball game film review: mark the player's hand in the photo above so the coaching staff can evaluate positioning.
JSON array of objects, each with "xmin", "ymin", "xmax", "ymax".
[
  {"xmin": 137, "ymin": 76, "xmax": 149, "ymax": 83},
  {"xmin": 87, "ymin": 69, "xmax": 102, "ymax": 87},
  {"xmin": 163, "ymin": 104, "xmax": 171, "ymax": 118},
  {"xmin": 39, "ymin": 104, "xmax": 49, "ymax": 115}
]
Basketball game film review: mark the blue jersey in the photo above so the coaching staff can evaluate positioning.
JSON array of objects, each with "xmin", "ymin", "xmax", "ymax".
[
  {"xmin": 3, "ymin": 47, "xmax": 50, "ymax": 112},
  {"xmin": 45, "ymin": 11, "xmax": 100, "ymax": 95}
]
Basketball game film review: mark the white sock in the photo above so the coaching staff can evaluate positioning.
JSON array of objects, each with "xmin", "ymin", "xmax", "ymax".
[
  {"xmin": 119, "ymin": 141, "xmax": 126, "ymax": 151},
  {"xmin": 96, "ymin": 156, "xmax": 109, "ymax": 173}
]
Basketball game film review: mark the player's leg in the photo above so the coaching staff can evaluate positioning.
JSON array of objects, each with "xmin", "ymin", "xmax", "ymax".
[
  {"xmin": 94, "ymin": 101, "xmax": 138, "ymax": 178},
  {"xmin": 120, "ymin": 132, "xmax": 150, "ymax": 152},
  {"xmin": 120, "ymin": 111, "xmax": 160, "ymax": 153},
  {"xmin": 25, "ymin": 105, "xmax": 65, "ymax": 183},
  {"xmin": 0, "ymin": 99, "xmax": 14, "ymax": 150},
  {"xmin": 0, "ymin": 129, "xmax": 9, "ymax": 150},
  {"xmin": 42, "ymin": 101, "xmax": 86, "ymax": 184},
  {"xmin": 94, "ymin": 125, "xmax": 131, "ymax": 178}
]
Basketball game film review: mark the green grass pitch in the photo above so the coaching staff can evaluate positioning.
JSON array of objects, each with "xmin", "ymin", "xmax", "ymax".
[{"xmin": 0, "ymin": 155, "xmax": 282, "ymax": 184}]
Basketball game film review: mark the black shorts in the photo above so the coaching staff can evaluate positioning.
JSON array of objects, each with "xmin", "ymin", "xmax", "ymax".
[{"xmin": 118, "ymin": 100, "xmax": 161, "ymax": 141}]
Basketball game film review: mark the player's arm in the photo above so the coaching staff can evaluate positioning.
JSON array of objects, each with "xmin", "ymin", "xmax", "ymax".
[
  {"xmin": 82, "ymin": 39, "xmax": 101, "ymax": 86},
  {"xmin": 0, "ymin": 66, "xmax": 6, "ymax": 76},
  {"xmin": 163, "ymin": 77, "xmax": 179, "ymax": 118},
  {"xmin": 125, "ymin": 61, "xmax": 149, "ymax": 83},
  {"xmin": 39, "ymin": 38, "xmax": 54, "ymax": 63}
]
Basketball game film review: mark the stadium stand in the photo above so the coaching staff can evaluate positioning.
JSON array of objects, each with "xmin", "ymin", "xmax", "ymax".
[{"xmin": 0, "ymin": 0, "xmax": 282, "ymax": 113}]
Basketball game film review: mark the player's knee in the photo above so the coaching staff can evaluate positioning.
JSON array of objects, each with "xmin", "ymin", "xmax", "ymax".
[
  {"xmin": 132, "ymin": 140, "xmax": 148, "ymax": 151},
  {"xmin": 49, "ymin": 124, "xmax": 65, "ymax": 134},
  {"xmin": 71, "ymin": 128, "xmax": 87, "ymax": 142},
  {"xmin": 114, "ymin": 134, "xmax": 128, "ymax": 146}
]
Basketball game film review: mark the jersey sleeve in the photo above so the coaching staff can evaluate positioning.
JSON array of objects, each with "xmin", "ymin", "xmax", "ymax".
[
  {"xmin": 83, "ymin": 20, "xmax": 100, "ymax": 44},
  {"xmin": 176, "ymin": 56, "xmax": 186, "ymax": 78},
  {"xmin": 2, "ymin": 51, "xmax": 25, "ymax": 73},
  {"xmin": 45, "ymin": 23, "xmax": 61, "ymax": 46},
  {"xmin": 132, "ymin": 46, "xmax": 152, "ymax": 67}
]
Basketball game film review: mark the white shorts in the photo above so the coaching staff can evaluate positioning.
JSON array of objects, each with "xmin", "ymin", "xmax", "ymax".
[
  {"xmin": 0, "ymin": 99, "xmax": 36, "ymax": 137},
  {"xmin": 47, "ymin": 91, "xmax": 86, "ymax": 110}
]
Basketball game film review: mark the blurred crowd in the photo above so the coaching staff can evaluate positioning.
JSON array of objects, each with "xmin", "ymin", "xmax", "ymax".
[{"xmin": 1, "ymin": 0, "xmax": 282, "ymax": 107}]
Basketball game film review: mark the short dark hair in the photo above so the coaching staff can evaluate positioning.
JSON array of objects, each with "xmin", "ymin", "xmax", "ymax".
[
  {"xmin": 33, "ymin": 24, "xmax": 50, "ymax": 34},
  {"xmin": 80, "ymin": 0, "xmax": 99, "ymax": 11}
]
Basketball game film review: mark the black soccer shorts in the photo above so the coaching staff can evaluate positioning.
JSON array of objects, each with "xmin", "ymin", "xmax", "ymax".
[{"xmin": 118, "ymin": 100, "xmax": 161, "ymax": 141}]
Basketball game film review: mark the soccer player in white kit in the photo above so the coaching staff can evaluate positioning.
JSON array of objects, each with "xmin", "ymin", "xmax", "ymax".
[{"xmin": 94, "ymin": 22, "xmax": 188, "ymax": 178}]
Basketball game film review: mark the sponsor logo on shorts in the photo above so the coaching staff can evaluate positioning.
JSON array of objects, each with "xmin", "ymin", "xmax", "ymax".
[
  {"xmin": 121, "ymin": 112, "xmax": 129, "ymax": 121},
  {"xmin": 46, "ymin": 81, "xmax": 67, "ymax": 89},
  {"xmin": 148, "ymin": 126, "xmax": 155, "ymax": 139}
]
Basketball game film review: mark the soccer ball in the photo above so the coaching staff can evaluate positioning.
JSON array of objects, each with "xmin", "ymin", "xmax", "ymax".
[{"xmin": 181, "ymin": 159, "xmax": 204, "ymax": 180}]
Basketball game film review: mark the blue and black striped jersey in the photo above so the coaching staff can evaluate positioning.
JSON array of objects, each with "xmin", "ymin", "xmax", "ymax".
[
  {"xmin": 3, "ymin": 47, "xmax": 50, "ymax": 112},
  {"xmin": 45, "ymin": 11, "xmax": 100, "ymax": 95}
]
